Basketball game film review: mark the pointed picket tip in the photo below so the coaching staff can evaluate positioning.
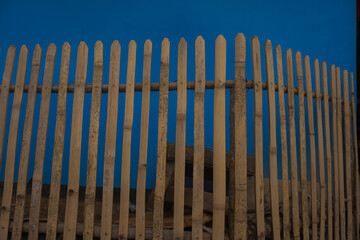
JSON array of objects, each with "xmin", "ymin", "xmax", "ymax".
[
  {"xmin": 179, "ymin": 37, "xmax": 187, "ymax": 47},
  {"xmin": 62, "ymin": 42, "xmax": 71, "ymax": 51},
  {"xmin": 216, "ymin": 34, "xmax": 226, "ymax": 42},
  {"xmin": 111, "ymin": 40, "xmax": 121, "ymax": 51},
  {"xmin": 264, "ymin": 39, "xmax": 272, "ymax": 47},
  {"xmin": 34, "ymin": 44, "xmax": 42, "ymax": 51},
  {"xmin": 304, "ymin": 55, "xmax": 310, "ymax": 61},
  {"xmin": 8, "ymin": 45, "xmax": 16, "ymax": 53},
  {"xmin": 144, "ymin": 39, "xmax": 152, "ymax": 50},
  {"xmin": 314, "ymin": 59, "xmax": 319, "ymax": 65},
  {"xmin": 32, "ymin": 44, "xmax": 42, "ymax": 65},
  {"xmin": 276, "ymin": 45, "xmax": 282, "ymax": 54},
  {"xmin": 196, "ymin": 35, "xmax": 204, "ymax": 43},
  {"xmin": 20, "ymin": 44, "xmax": 28, "ymax": 53},
  {"xmin": 95, "ymin": 40, "xmax": 103, "ymax": 48},
  {"xmin": 236, "ymin": 33, "xmax": 245, "ymax": 41},
  {"xmin": 295, "ymin": 51, "xmax": 302, "ymax": 60},
  {"xmin": 78, "ymin": 41, "xmax": 88, "ymax": 50},
  {"xmin": 321, "ymin": 61, "xmax": 327, "ymax": 69},
  {"xmin": 47, "ymin": 43, "xmax": 57, "ymax": 56},
  {"xmin": 162, "ymin": 38, "xmax": 170, "ymax": 45},
  {"xmin": 129, "ymin": 40, "xmax": 137, "ymax": 48},
  {"xmin": 286, "ymin": 48, "xmax": 292, "ymax": 55},
  {"xmin": 343, "ymin": 69, "xmax": 348, "ymax": 75},
  {"xmin": 251, "ymin": 35, "xmax": 259, "ymax": 42}
]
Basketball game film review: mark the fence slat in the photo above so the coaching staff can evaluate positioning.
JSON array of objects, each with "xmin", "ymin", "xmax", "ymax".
[
  {"xmin": 0, "ymin": 46, "xmax": 16, "ymax": 170},
  {"xmin": 152, "ymin": 38, "xmax": 170, "ymax": 240},
  {"xmin": 83, "ymin": 41, "xmax": 103, "ymax": 240},
  {"xmin": 304, "ymin": 56, "xmax": 317, "ymax": 240},
  {"xmin": 336, "ymin": 67, "xmax": 346, "ymax": 240},
  {"xmin": 252, "ymin": 36, "xmax": 265, "ymax": 240},
  {"xmin": 234, "ymin": 33, "xmax": 247, "ymax": 240},
  {"xmin": 342, "ymin": 70, "xmax": 353, "ymax": 240},
  {"xmin": 101, "ymin": 40, "xmax": 120, "ymax": 239},
  {"xmin": 11, "ymin": 44, "xmax": 42, "ymax": 240},
  {"xmin": 276, "ymin": 45, "xmax": 290, "ymax": 240},
  {"xmin": 286, "ymin": 49, "xmax": 300, "ymax": 240},
  {"xmin": 264, "ymin": 40, "xmax": 281, "ymax": 239},
  {"xmin": 330, "ymin": 64, "xmax": 340, "ymax": 240},
  {"xmin": 27, "ymin": 43, "xmax": 56, "ymax": 240},
  {"xmin": 63, "ymin": 42, "xmax": 88, "ymax": 239},
  {"xmin": 212, "ymin": 35, "xmax": 226, "ymax": 240},
  {"xmin": 118, "ymin": 40, "xmax": 136, "ymax": 240},
  {"xmin": 45, "ymin": 42, "xmax": 71, "ymax": 240},
  {"xmin": 173, "ymin": 37, "xmax": 187, "ymax": 240},
  {"xmin": 350, "ymin": 72, "xmax": 360, "ymax": 240},
  {"xmin": 322, "ymin": 62, "xmax": 333, "ymax": 240},
  {"xmin": 295, "ymin": 52, "xmax": 309, "ymax": 240},
  {"xmin": 135, "ymin": 39, "xmax": 152, "ymax": 240},
  {"xmin": 192, "ymin": 36, "xmax": 205, "ymax": 240},
  {"xmin": 0, "ymin": 45, "xmax": 28, "ymax": 238},
  {"xmin": 314, "ymin": 59, "xmax": 326, "ymax": 240}
]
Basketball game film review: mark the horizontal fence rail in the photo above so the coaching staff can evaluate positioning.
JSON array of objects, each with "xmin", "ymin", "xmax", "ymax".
[{"xmin": 0, "ymin": 34, "xmax": 358, "ymax": 240}]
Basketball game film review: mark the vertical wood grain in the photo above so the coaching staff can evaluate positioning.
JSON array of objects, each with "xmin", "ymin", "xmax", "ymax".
[
  {"xmin": 314, "ymin": 59, "xmax": 326, "ymax": 240},
  {"xmin": 63, "ymin": 42, "xmax": 88, "ymax": 239},
  {"xmin": 83, "ymin": 41, "xmax": 103, "ymax": 240},
  {"xmin": 173, "ymin": 37, "xmax": 187, "ymax": 240},
  {"xmin": 234, "ymin": 33, "xmax": 247, "ymax": 240},
  {"xmin": 192, "ymin": 36, "xmax": 205, "ymax": 240},
  {"xmin": 0, "ymin": 45, "xmax": 28, "ymax": 238},
  {"xmin": 152, "ymin": 38, "xmax": 170, "ymax": 240},
  {"xmin": 264, "ymin": 40, "xmax": 281, "ymax": 240},
  {"xmin": 118, "ymin": 40, "xmax": 136, "ymax": 240},
  {"xmin": 28, "ymin": 43, "xmax": 56, "ymax": 240},
  {"xmin": 101, "ymin": 40, "xmax": 121, "ymax": 239},
  {"xmin": 45, "ymin": 42, "xmax": 71, "ymax": 240},
  {"xmin": 276, "ymin": 45, "xmax": 290, "ymax": 240},
  {"xmin": 286, "ymin": 49, "xmax": 300, "ymax": 240},
  {"xmin": 252, "ymin": 36, "xmax": 265, "ymax": 240},
  {"xmin": 11, "ymin": 44, "xmax": 42, "ymax": 240},
  {"xmin": 136, "ymin": 39, "xmax": 152, "ymax": 240}
]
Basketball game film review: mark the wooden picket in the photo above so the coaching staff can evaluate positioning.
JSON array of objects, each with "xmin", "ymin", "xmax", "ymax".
[
  {"xmin": 234, "ymin": 33, "xmax": 247, "ymax": 240},
  {"xmin": 83, "ymin": 41, "xmax": 103, "ymax": 240},
  {"xmin": 0, "ymin": 34, "xmax": 357, "ymax": 239},
  {"xmin": 192, "ymin": 35, "xmax": 205, "ymax": 240},
  {"xmin": 63, "ymin": 42, "xmax": 88, "ymax": 240},
  {"xmin": 330, "ymin": 64, "xmax": 340, "ymax": 240},
  {"xmin": 276, "ymin": 45, "xmax": 290, "ymax": 240},
  {"xmin": 0, "ymin": 46, "xmax": 16, "ymax": 170},
  {"xmin": 295, "ymin": 52, "xmax": 309, "ymax": 240},
  {"xmin": 173, "ymin": 37, "xmax": 187, "ymax": 240},
  {"xmin": 101, "ymin": 40, "xmax": 120, "ymax": 239},
  {"xmin": 264, "ymin": 40, "xmax": 281, "ymax": 239},
  {"xmin": 152, "ymin": 38, "xmax": 169, "ymax": 240},
  {"xmin": 286, "ymin": 48, "xmax": 301, "ymax": 240},
  {"xmin": 342, "ymin": 70, "xmax": 353, "ymax": 240},
  {"xmin": 0, "ymin": 45, "xmax": 28, "ymax": 239},
  {"xmin": 322, "ymin": 61, "xmax": 333, "ymax": 240},
  {"xmin": 46, "ymin": 42, "xmax": 70, "ymax": 240},
  {"xmin": 314, "ymin": 59, "xmax": 326, "ymax": 240},
  {"xmin": 136, "ymin": 39, "xmax": 152, "ymax": 240},
  {"xmin": 336, "ymin": 67, "xmax": 346, "ymax": 240},
  {"xmin": 252, "ymin": 36, "xmax": 265, "ymax": 240},
  {"xmin": 304, "ymin": 56, "xmax": 317, "ymax": 240},
  {"xmin": 350, "ymin": 72, "xmax": 360, "ymax": 240},
  {"xmin": 28, "ymin": 43, "xmax": 56, "ymax": 240},
  {"xmin": 11, "ymin": 44, "xmax": 42, "ymax": 240}
]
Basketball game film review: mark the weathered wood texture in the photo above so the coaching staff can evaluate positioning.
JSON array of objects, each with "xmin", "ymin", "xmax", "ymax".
[
  {"xmin": 46, "ymin": 43, "xmax": 70, "ymax": 240},
  {"xmin": 173, "ymin": 37, "xmax": 187, "ymax": 240},
  {"xmin": 101, "ymin": 40, "xmax": 120, "ymax": 239},
  {"xmin": 0, "ymin": 45, "xmax": 28, "ymax": 239},
  {"xmin": 0, "ymin": 35, "xmax": 356, "ymax": 240},
  {"xmin": 192, "ymin": 35, "xmax": 205, "ymax": 240},
  {"xmin": 63, "ymin": 42, "xmax": 88, "ymax": 240}
]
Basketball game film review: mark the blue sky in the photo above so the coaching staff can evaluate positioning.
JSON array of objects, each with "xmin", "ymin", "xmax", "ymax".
[{"xmin": 0, "ymin": 0, "xmax": 356, "ymax": 188}]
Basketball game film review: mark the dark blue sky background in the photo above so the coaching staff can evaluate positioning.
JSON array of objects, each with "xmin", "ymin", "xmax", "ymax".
[{"xmin": 0, "ymin": 0, "xmax": 356, "ymax": 188}]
